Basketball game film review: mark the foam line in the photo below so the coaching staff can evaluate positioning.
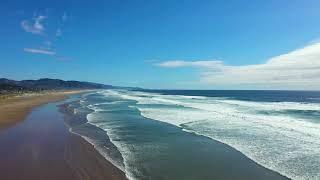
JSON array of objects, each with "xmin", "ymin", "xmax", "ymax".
[{"xmin": 101, "ymin": 89, "xmax": 320, "ymax": 180}]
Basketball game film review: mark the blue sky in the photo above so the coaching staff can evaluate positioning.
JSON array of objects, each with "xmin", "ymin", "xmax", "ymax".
[{"xmin": 1, "ymin": 0, "xmax": 320, "ymax": 89}]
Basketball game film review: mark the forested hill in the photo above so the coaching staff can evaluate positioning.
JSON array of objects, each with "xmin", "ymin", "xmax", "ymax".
[{"xmin": 0, "ymin": 78, "xmax": 113, "ymax": 93}]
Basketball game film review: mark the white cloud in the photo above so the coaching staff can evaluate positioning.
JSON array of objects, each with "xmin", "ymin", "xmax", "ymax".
[
  {"xmin": 155, "ymin": 42, "xmax": 320, "ymax": 90},
  {"xmin": 156, "ymin": 60, "xmax": 224, "ymax": 69},
  {"xmin": 24, "ymin": 48, "xmax": 56, "ymax": 55},
  {"xmin": 21, "ymin": 15, "xmax": 47, "ymax": 35}
]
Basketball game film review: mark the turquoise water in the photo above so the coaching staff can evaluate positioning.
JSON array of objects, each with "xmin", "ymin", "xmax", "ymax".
[{"xmin": 69, "ymin": 90, "xmax": 320, "ymax": 180}]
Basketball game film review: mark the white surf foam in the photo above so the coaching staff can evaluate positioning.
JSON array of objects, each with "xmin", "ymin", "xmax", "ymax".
[
  {"xmin": 86, "ymin": 104, "xmax": 138, "ymax": 180},
  {"xmin": 69, "ymin": 128, "xmax": 126, "ymax": 173},
  {"xmin": 100, "ymin": 90, "xmax": 320, "ymax": 180}
]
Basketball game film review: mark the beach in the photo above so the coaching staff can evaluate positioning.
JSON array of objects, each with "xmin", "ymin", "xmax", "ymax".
[
  {"xmin": 0, "ymin": 91, "xmax": 127, "ymax": 180},
  {"xmin": 1, "ymin": 89, "xmax": 318, "ymax": 179},
  {"xmin": 0, "ymin": 90, "xmax": 89, "ymax": 129}
]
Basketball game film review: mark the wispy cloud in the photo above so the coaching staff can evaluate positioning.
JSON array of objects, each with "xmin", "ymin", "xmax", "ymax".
[
  {"xmin": 155, "ymin": 42, "xmax": 320, "ymax": 89},
  {"xmin": 62, "ymin": 12, "xmax": 67, "ymax": 22},
  {"xmin": 56, "ymin": 28, "xmax": 62, "ymax": 36},
  {"xmin": 156, "ymin": 60, "xmax": 224, "ymax": 69},
  {"xmin": 43, "ymin": 40, "xmax": 52, "ymax": 49},
  {"xmin": 24, "ymin": 48, "xmax": 56, "ymax": 55},
  {"xmin": 21, "ymin": 11, "xmax": 71, "ymax": 59},
  {"xmin": 21, "ymin": 15, "xmax": 47, "ymax": 35}
]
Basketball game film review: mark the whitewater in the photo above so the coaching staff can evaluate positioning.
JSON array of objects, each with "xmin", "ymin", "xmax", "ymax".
[{"xmin": 95, "ymin": 89, "xmax": 320, "ymax": 180}]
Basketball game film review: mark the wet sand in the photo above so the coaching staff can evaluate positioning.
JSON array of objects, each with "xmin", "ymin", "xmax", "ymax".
[
  {"xmin": 0, "ymin": 90, "xmax": 291, "ymax": 180},
  {"xmin": 0, "ymin": 90, "xmax": 90, "ymax": 129},
  {"xmin": 0, "ymin": 93, "xmax": 127, "ymax": 180}
]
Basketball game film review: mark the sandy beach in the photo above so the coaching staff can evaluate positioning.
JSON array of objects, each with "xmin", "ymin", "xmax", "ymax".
[
  {"xmin": 0, "ymin": 91, "xmax": 127, "ymax": 180},
  {"xmin": 0, "ymin": 90, "xmax": 90, "ymax": 129}
]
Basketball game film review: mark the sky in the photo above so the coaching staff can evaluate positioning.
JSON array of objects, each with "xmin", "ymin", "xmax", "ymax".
[{"xmin": 1, "ymin": 0, "xmax": 320, "ymax": 90}]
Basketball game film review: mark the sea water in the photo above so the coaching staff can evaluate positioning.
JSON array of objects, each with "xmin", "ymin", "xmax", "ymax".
[{"xmin": 70, "ymin": 90, "xmax": 320, "ymax": 180}]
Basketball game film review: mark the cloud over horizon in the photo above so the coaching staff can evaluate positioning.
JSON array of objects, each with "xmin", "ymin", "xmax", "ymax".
[
  {"xmin": 155, "ymin": 42, "xmax": 320, "ymax": 90},
  {"xmin": 156, "ymin": 60, "xmax": 224, "ymax": 69}
]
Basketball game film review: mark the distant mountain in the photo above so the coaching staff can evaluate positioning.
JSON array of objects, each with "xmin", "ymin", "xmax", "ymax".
[
  {"xmin": 0, "ymin": 78, "xmax": 113, "ymax": 92},
  {"xmin": 0, "ymin": 82, "xmax": 28, "ymax": 91}
]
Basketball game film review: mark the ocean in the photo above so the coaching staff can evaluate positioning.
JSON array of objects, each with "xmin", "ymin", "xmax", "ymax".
[{"xmin": 66, "ymin": 90, "xmax": 320, "ymax": 180}]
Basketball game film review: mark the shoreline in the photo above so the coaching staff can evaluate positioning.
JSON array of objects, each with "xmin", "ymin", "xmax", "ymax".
[
  {"xmin": 0, "ymin": 90, "xmax": 127, "ymax": 180},
  {"xmin": 58, "ymin": 99, "xmax": 127, "ymax": 176},
  {"xmin": 63, "ymin": 132, "xmax": 127, "ymax": 180},
  {"xmin": 0, "ymin": 90, "xmax": 92, "ymax": 129},
  {"xmin": 76, "ymin": 90, "xmax": 290, "ymax": 180},
  {"xmin": 0, "ymin": 90, "xmax": 294, "ymax": 179}
]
